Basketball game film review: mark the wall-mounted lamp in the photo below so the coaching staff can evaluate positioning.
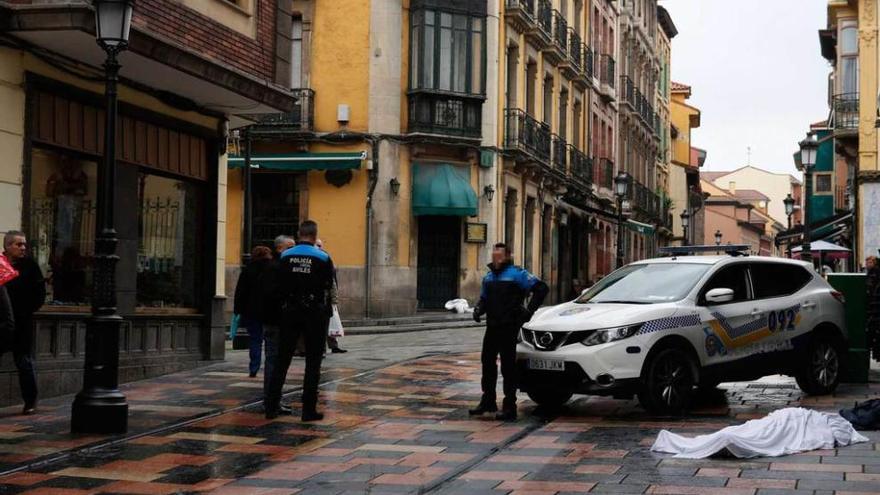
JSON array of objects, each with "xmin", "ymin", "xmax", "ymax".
[
  {"xmin": 483, "ymin": 184, "xmax": 495, "ymax": 202},
  {"xmin": 389, "ymin": 177, "xmax": 401, "ymax": 196}
]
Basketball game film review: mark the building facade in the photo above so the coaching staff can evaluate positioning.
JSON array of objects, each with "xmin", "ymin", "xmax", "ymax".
[
  {"xmin": 0, "ymin": 0, "xmax": 296, "ymax": 404},
  {"xmin": 701, "ymin": 166, "xmax": 803, "ymax": 228},
  {"xmin": 668, "ymin": 81, "xmax": 703, "ymax": 245}
]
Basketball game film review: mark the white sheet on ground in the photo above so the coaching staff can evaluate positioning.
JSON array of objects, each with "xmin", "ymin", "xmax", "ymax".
[{"xmin": 651, "ymin": 407, "xmax": 869, "ymax": 459}]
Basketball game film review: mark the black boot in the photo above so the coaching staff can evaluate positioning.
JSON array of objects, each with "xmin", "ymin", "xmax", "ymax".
[
  {"xmin": 468, "ymin": 398, "xmax": 498, "ymax": 416},
  {"xmin": 302, "ymin": 409, "xmax": 324, "ymax": 422},
  {"xmin": 495, "ymin": 400, "xmax": 517, "ymax": 421}
]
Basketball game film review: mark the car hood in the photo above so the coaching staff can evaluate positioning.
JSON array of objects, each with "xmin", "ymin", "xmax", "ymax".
[{"xmin": 524, "ymin": 301, "xmax": 681, "ymax": 332}]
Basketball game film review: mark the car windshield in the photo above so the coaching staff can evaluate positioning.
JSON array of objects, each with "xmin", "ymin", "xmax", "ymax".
[{"xmin": 576, "ymin": 263, "xmax": 711, "ymax": 304}]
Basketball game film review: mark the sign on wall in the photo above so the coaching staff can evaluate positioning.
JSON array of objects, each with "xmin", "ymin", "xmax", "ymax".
[{"xmin": 465, "ymin": 222, "xmax": 487, "ymax": 243}]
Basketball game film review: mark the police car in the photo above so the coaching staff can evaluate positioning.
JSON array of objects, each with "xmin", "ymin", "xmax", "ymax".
[{"xmin": 517, "ymin": 245, "xmax": 847, "ymax": 415}]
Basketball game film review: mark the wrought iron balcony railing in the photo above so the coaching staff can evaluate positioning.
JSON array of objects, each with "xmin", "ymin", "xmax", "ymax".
[
  {"xmin": 245, "ymin": 88, "xmax": 315, "ymax": 130},
  {"xmin": 600, "ymin": 55, "xmax": 616, "ymax": 89},
  {"xmin": 569, "ymin": 30, "xmax": 582, "ymax": 70},
  {"xmin": 583, "ymin": 46, "xmax": 594, "ymax": 80},
  {"xmin": 537, "ymin": 0, "xmax": 553, "ymax": 38},
  {"xmin": 568, "ymin": 145, "xmax": 592, "ymax": 185},
  {"xmin": 551, "ymin": 134, "xmax": 567, "ymax": 172},
  {"xmin": 832, "ymin": 93, "xmax": 858, "ymax": 131},
  {"xmin": 552, "ymin": 9, "xmax": 568, "ymax": 53},
  {"xmin": 407, "ymin": 91, "xmax": 483, "ymax": 138},
  {"xmin": 504, "ymin": 0, "xmax": 536, "ymax": 33},
  {"xmin": 622, "ymin": 76, "xmax": 635, "ymax": 109},
  {"xmin": 504, "ymin": 108, "xmax": 551, "ymax": 163}
]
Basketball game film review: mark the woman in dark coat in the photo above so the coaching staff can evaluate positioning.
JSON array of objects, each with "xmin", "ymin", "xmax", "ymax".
[
  {"xmin": 234, "ymin": 246, "xmax": 275, "ymax": 377},
  {"xmin": 867, "ymin": 256, "xmax": 880, "ymax": 362}
]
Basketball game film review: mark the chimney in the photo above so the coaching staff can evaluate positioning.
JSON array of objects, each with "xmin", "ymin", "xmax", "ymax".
[{"xmin": 728, "ymin": 181, "xmax": 736, "ymax": 194}]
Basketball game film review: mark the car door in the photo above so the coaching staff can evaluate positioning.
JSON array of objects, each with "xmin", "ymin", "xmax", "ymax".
[
  {"xmin": 696, "ymin": 263, "xmax": 757, "ymax": 366},
  {"xmin": 749, "ymin": 262, "xmax": 815, "ymax": 353}
]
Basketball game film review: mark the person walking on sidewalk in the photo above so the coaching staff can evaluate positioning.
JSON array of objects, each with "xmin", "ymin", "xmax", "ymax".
[
  {"xmin": 471, "ymin": 243, "xmax": 548, "ymax": 421},
  {"xmin": 316, "ymin": 238, "xmax": 346, "ymax": 354},
  {"xmin": 866, "ymin": 256, "xmax": 880, "ymax": 361},
  {"xmin": 3, "ymin": 231, "xmax": 45, "ymax": 415},
  {"xmin": 234, "ymin": 246, "xmax": 275, "ymax": 378},
  {"xmin": 265, "ymin": 220, "xmax": 335, "ymax": 421}
]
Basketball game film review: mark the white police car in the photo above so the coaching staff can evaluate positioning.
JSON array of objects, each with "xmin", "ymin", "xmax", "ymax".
[{"xmin": 517, "ymin": 246, "xmax": 847, "ymax": 415}]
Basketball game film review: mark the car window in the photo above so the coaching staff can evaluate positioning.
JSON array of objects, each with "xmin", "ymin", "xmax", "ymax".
[
  {"xmin": 576, "ymin": 263, "xmax": 711, "ymax": 304},
  {"xmin": 750, "ymin": 263, "xmax": 812, "ymax": 299},
  {"xmin": 700, "ymin": 264, "xmax": 750, "ymax": 304}
]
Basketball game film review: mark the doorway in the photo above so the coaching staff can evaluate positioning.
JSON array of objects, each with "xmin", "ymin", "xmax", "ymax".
[{"xmin": 417, "ymin": 216, "xmax": 461, "ymax": 309}]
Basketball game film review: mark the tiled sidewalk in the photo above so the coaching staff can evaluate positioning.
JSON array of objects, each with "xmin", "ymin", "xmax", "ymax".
[{"xmin": 0, "ymin": 350, "xmax": 877, "ymax": 494}]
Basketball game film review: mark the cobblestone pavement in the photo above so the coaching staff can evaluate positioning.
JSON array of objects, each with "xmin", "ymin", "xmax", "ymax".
[{"xmin": 0, "ymin": 328, "xmax": 878, "ymax": 494}]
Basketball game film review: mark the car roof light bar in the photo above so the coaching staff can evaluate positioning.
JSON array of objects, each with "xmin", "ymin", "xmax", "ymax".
[{"xmin": 658, "ymin": 244, "xmax": 751, "ymax": 257}]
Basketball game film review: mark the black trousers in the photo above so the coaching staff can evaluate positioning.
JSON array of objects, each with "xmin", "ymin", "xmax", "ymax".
[
  {"xmin": 264, "ymin": 308, "xmax": 328, "ymax": 413},
  {"xmin": 481, "ymin": 323, "xmax": 518, "ymax": 408}
]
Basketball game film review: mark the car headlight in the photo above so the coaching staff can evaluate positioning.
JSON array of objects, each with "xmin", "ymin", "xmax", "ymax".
[{"xmin": 581, "ymin": 324, "xmax": 642, "ymax": 346}]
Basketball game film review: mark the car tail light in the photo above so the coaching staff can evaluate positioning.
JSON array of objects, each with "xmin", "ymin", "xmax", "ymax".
[{"xmin": 830, "ymin": 290, "xmax": 845, "ymax": 304}]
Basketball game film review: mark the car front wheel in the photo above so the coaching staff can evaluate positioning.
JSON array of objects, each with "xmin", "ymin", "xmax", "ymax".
[
  {"xmin": 796, "ymin": 333, "xmax": 842, "ymax": 395},
  {"xmin": 638, "ymin": 348, "xmax": 697, "ymax": 415},
  {"xmin": 526, "ymin": 387, "xmax": 573, "ymax": 409}
]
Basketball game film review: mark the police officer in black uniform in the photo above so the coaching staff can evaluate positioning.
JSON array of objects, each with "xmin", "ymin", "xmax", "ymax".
[
  {"xmin": 265, "ymin": 220, "xmax": 335, "ymax": 421},
  {"xmin": 471, "ymin": 243, "xmax": 548, "ymax": 421}
]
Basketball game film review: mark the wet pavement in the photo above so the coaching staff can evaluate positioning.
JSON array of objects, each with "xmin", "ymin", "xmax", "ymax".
[{"xmin": 0, "ymin": 327, "xmax": 878, "ymax": 494}]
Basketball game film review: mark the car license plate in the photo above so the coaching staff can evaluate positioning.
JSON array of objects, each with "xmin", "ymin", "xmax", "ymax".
[{"xmin": 528, "ymin": 358, "xmax": 565, "ymax": 371}]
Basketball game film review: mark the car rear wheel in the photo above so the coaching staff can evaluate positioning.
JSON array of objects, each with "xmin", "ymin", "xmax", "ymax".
[
  {"xmin": 526, "ymin": 387, "xmax": 573, "ymax": 409},
  {"xmin": 638, "ymin": 348, "xmax": 697, "ymax": 415},
  {"xmin": 796, "ymin": 333, "xmax": 842, "ymax": 395}
]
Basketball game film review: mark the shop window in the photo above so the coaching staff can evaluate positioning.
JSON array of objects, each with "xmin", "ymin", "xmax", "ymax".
[
  {"xmin": 252, "ymin": 173, "xmax": 300, "ymax": 249},
  {"xmin": 137, "ymin": 173, "xmax": 204, "ymax": 309},
  {"xmin": 28, "ymin": 148, "xmax": 97, "ymax": 307}
]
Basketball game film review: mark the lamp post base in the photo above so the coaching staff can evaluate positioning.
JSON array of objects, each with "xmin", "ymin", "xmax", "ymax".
[{"xmin": 71, "ymin": 390, "xmax": 128, "ymax": 434}]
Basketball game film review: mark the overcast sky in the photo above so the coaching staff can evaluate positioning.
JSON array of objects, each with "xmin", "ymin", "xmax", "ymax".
[{"xmin": 660, "ymin": 0, "xmax": 829, "ymax": 174}]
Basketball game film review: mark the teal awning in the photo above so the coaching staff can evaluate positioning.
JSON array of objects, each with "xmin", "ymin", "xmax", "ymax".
[
  {"xmin": 626, "ymin": 219, "xmax": 656, "ymax": 236},
  {"xmin": 412, "ymin": 163, "xmax": 478, "ymax": 217},
  {"xmin": 228, "ymin": 151, "xmax": 365, "ymax": 171}
]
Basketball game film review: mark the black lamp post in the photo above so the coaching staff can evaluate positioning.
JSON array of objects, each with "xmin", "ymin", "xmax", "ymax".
[
  {"xmin": 71, "ymin": 0, "xmax": 135, "ymax": 434},
  {"xmin": 783, "ymin": 193, "xmax": 795, "ymax": 258},
  {"xmin": 680, "ymin": 209, "xmax": 690, "ymax": 246},
  {"xmin": 798, "ymin": 133, "xmax": 818, "ymax": 266},
  {"xmin": 614, "ymin": 171, "xmax": 631, "ymax": 269}
]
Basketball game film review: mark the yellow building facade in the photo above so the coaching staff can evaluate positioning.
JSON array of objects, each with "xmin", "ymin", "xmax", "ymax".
[{"xmin": 669, "ymin": 81, "xmax": 702, "ymax": 245}]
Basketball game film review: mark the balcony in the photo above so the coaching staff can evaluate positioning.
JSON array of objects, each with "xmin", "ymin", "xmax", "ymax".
[
  {"xmin": 583, "ymin": 46, "xmax": 594, "ymax": 81},
  {"xmin": 525, "ymin": 0, "xmax": 553, "ymax": 49},
  {"xmin": 568, "ymin": 145, "xmax": 592, "ymax": 186},
  {"xmin": 621, "ymin": 76, "xmax": 635, "ymax": 110},
  {"xmin": 543, "ymin": 9, "xmax": 568, "ymax": 65},
  {"xmin": 599, "ymin": 54, "xmax": 616, "ymax": 100},
  {"xmin": 504, "ymin": 108, "xmax": 551, "ymax": 164},
  {"xmin": 244, "ymin": 88, "xmax": 315, "ymax": 132},
  {"xmin": 505, "ymin": 0, "xmax": 536, "ymax": 34},
  {"xmin": 595, "ymin": 158, "xmax": 613, "ymax": 190},
  {"xmin": 551, "ymin": 134, "xmax": 568, "ymax": 173},
  {"xmin": 407, "ymin": 91, "xmax": 483, "ymax": 139},
  {"xmin": 653, "ymin": 113, "xmax": 661, "ymax": 139},
  {"xmin": 563, "ymin": 29, "xmax": 583, "ymax": 82},
  {"xmin": 832, "ymin": 93, "xmax": 858, "ymax": 136}
]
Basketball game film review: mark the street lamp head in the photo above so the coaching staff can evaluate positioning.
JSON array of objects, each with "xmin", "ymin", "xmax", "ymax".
[
  {"xmin": 798, "ymin": 132, "xmax": 818, "ymax": 171},
  {"xmin": 679, "ymin": 209, "xmax": 690, "ymax": 229},
  {"xmin": 483, "ymin": 184, "xmax": 495, "ymax": 202},
  {"xmin": 714, "ymin": 229, "xmax": 723, "ymax": 246},
  {"xmin": 389, "ymin": 177, "xmax": 401, "ymax": 196},
  {"xmin": 94, "ymin": 0, "xmax": 135, "ymax": 51},
  {"xmin": 614, "ymin": 171, "xmax": 631, "ymax": 198},
  {"xmin": 783, "ymin": 193, "xmax": 795, "ymax": 216}
]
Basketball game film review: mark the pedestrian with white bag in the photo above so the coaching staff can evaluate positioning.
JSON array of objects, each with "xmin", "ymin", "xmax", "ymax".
[{"xmin": 317, "ymin": 239, "xmax": 346, "ymax": 353}]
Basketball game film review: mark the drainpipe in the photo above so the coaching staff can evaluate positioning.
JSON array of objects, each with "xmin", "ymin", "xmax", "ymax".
[{"xmin": 364, "ymin": 139, "xmax": 379, "ymax": 319}]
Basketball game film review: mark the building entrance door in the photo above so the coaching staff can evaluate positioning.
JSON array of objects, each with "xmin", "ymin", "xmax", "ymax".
[{"xmin": 417, "ymin": 216, "xmax": 461, "ymax": 309}]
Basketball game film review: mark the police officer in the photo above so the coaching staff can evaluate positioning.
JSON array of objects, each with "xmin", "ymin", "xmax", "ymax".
[
  {"xmin": 471, "ymin": 243, "xmax": 548, "ymax": 421},
  {"xmin": 265, "ymin": 220, "xmax": 335, "ymax": 421}
]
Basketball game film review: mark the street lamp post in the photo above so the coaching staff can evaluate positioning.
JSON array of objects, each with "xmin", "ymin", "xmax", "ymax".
[
  {"xmin": 783, "ymin": 193, "xmax": 795, "ymax": 258},
  {"xmin": 798, "ymin": 133, "xmax": 818, "ymax": 266},
  {"xmin": 614, "ymin": 171, "xmax": 631, "ymax": 269},
  {"xmin": 680, "ymin": 209, "xmax": 690, "ymax": 246},
  {"xmin": 71, "ymin": 0, "xmax": 135, "ymax": 434}
]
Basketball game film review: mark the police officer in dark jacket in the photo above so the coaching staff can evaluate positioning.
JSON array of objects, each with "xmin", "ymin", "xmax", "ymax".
[
  {"xmin": 471, "ymin": 243, "xmax": 548, "ymax": 421},
  {"xmin": 3, "ymin": 231, "xmax": 45, "ymax": 415},
  {"xmin": 265, "ymin": 220, "xmax": 335, "ymax": 421}
]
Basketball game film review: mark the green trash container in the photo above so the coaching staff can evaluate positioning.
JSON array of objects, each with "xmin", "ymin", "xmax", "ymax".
[{"xmin": 827, "ymin": 273, "xmax": 870, "ymax": 383}]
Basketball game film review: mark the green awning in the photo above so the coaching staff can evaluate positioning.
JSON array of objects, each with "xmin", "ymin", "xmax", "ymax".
[
  {"xmin": 412, "ymin": 163, "xmax": 478, "ymax": 217},
  {"xmin": 228, "ymin": 151, "xmax": 365, "ymax": 170},
  {"xmin": 626, "ymin": 219, "xmax": 656, "ymax": 236}
]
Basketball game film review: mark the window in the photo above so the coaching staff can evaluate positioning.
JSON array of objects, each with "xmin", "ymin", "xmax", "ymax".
[
  {"xmin": 559, "ymin": 89, "xmax": 568, "ymax": 139},
  {"xmin": 526, "ymin": 61, "xmax": 537, "ymax": 116},
  {"xmin": 252, "ymin": 173, "xmax": 301, "ymax": 249},
  {"xmin": 573, "ymin": 100, "xmax": 582, "ymax": 149},
  {"xmin": 137, "ymin": 173, "xmax": 204, "ymax": 309},
  {"xmin": 504, "ymin": 188, "xmax": 517, "ymax": 251},
  {"xmin": 291, "ymin": 16, "xmax": 303, "ymax": 88},
  {"xmin": 840, "ymin": 23, "xmax": 858, "ymax": 95},
  {"xmin": 29, "ymin": 148, "xmax": 97, "ymax": 306},
  {"xmin": 506, "ymin": 45, "xmax": 518, "ymax": 109},
  {"xmin": 524, "ymin": 197, "xmax": 536, "ymax": 271},
  {"xmin": 543, "ymin": 75, "xmax": 553, "ymax": 125},
  {"xmin": 700, "ymin": 264, "xmax": 751, "ymax": 304},
  {"xmin": 410, "ymin": 9, "xmax": 486, "ymax": 95},
  {"xmin": 815, "ymin": 173, "xmax": 832, "ymax": 194},
  {"xmin": 577, "ymin": 263, "xmax": 711, "ymax": 304},
  {"xmin": 750, "ymin": 263, "xmax": 812, "ymax": 299}
]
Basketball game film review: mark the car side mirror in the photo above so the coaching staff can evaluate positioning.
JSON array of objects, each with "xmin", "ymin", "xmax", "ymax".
[{"xmin": 705, "ymin": 288, "xmax": 735, "ymax": 304}]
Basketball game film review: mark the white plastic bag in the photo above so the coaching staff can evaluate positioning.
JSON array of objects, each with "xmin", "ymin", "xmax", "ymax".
[
  {"xmin": 444, "ymin": 298, "xmax": 473, "ymax": 314},
  {"xmin": 328, "ymin": 305, "xmax": 344, "ymax": 337}
]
